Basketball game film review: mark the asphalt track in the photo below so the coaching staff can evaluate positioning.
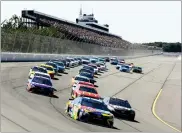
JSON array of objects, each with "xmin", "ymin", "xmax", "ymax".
[{"xmin": 1, "ymin": 55, "xmax": 181, "ymax": 132}]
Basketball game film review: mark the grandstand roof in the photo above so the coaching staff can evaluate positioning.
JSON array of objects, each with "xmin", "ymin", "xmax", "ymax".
[{"xmin": 22, "ymin": 10, "xmax": 121, "ymax": 38}]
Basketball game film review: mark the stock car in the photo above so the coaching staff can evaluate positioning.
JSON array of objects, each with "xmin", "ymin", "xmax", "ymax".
[
  {"xmin": 46, "ymin": 62, "xmax": 59, "ymax": 74},
  {"xmin": 110, "ymin": 59, "xmax": 118, "ymax": 65},
  {"xmin": 29, "ymin": 71, "xmax": 51, "ymax": 80},
  {"xmin": 98, "ymin": 58, "xmax": 106, "ymax": 64},
  {"xmin": 65, "ymin": 97, "xmax": 114, "ymax": 128},
  {"xmin": 51, "ymin": 61, "xmax": 65, "ymax": 73},
  {"xmin": 132, "ymin": 66, "xmax": 143, "ymax": 73},
  {"xmin": 82, "ymin": 57, "xmax": 90, "ymax": 64},
  {"xmin": 71, "ymin": 83, "xmax": 100, "ymax": 99},
  {"xmin": 71, "ymin": 75, "xmax": 92, "ymax": 85},
  {"xmin": 28, "ymin": 66, "xmax": 48, "ymax": 79},
  {"xmin": 119, "ymin": 64, "xmax": 132, "ymax": 73},
  {"xmin": 87, "ymin": 64, "xmax": 99, "ymax": 74},
  {"xmin": 104, "ymin": 57, "xmax": 110, "ymax": 62},
  {"xmin": 79, "ymin": 72, "xmax": 96, "ymax": 84},
  {"xmin": 103, "ymin": 97, "xmax": 135, "ymax": 121},
  {"xmin": 116, "ymin": 63, "xmax": 124, "ymax": 69},
  {"xmin": 79, "ymin": 69, "xmax": 95, "ymax": 77},
  {"xmin": 26, "ymin": 76, "xmax": 54, "ymax": 96},
  {"xmin": 72, "ymin": 81, "xmax": 95, "ymax": 87},
  {"xmin": 83, "ymin": 66, "xmax": 95, "ymax": 74},
  {"xmin": 40, "ymin": 64, "xmax": 55, "ymax": 79}
]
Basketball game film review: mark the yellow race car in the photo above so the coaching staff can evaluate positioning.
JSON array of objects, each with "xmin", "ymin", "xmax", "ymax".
[
  {"xmin": 28, "ymin": 66, "xmax": 48, "ymax": 79},
  {"xmin": 40, "ymin": 64, "xmax": 55, "ymax": 79}
]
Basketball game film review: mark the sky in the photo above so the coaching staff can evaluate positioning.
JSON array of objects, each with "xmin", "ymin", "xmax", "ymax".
[{"xmin": 1, "ymin": 1, "xmax": 181, "ymax": 43}]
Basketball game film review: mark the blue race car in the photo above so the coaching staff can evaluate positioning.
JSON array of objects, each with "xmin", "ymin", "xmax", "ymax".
[
  {"xmin": 46, "ymin": 62, "xmax": 59, "ymax": 74},
  {"xmin": 52, "ymin": 61, "xmax": 65, "ymax": 73},
  {"xmin": 110, "ymin": 59, "xmax": 118, "ymax": 65},
  {"xmin": 116, "ymin": 63, "xmax": 124, "ymax": 69},
  {"xmin": 79, "ymin": 72, "xmax": 96, "ymax": 84},
  {"xmin": 26, "ymin": 76, "xmax": 54, "ymax": 96},
  {"xmin": 119, "ymin": 65, "xmax": 132, "ymax": 73},
  {"xmin": 65, "ymin": 97, "xmax": 114, "ymax": 128}
]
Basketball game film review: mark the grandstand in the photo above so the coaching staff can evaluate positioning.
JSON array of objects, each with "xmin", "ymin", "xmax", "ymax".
[{"xmin": 21, "ymin": 10, "xmax": 131, "ymax": 48}]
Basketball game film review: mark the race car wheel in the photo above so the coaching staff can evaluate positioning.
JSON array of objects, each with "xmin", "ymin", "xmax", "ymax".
[
  {"xmin": 128, "ymin": 115, "xmax": 135, "ymax": 121},
  {"xmin": 77, "ymin": 110, "xmax": 82, "ymax": 120}
]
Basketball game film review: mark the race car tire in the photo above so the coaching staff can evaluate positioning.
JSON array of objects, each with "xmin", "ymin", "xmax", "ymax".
[
  {"xmin": 104, "ymin": 121, "xmax": 113, "ymax": 128},
  {"xmin": 128, "ymin": 115, "xmax": 135, "ymax": 121},
  {"xmin": 77, "ymin": 109, "xmax": 82, "ymax": 121}
]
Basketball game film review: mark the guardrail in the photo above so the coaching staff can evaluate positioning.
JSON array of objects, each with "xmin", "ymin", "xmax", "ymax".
[{"xmin": 1, "ymin": 52, "xmax": 162, "ymax": 62}]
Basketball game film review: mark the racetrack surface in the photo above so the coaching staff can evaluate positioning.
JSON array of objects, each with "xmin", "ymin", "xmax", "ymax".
[{"xmin": 1, "ymin": 55, "xmax": 181, "ymax": 132}]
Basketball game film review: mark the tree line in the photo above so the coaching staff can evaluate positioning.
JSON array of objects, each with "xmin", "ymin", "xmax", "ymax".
[{"xmin": 142, "ymin": 42, "xmax": 181, "ymax": 52}]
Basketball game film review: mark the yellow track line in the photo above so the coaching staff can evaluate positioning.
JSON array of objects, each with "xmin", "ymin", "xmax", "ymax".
[{"xmin": 152, "ymin": 89, "xmax": 182, "ymax": 132}]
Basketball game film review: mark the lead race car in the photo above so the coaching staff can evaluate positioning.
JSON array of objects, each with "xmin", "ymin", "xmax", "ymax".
[{"xmin": 65, "ymin": 97, "xmax": 114, "ymax": 128}]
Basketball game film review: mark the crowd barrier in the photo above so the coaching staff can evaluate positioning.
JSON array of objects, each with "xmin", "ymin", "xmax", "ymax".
[{"xmin": 1, "ymin": 52, "xmax": 163, "ymax": 62}]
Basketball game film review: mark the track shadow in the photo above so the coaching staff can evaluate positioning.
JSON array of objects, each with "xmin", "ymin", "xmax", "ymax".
[
  {"xmin": 51, "ymin": 95, "xmax": 59, "ymax": 98},
  {"xmin": 65, "ymin": 67, "xmax": 70, "ymax": 70},
  {"xmin": 116, "ymin": 116, "xmax": 140, "ymax": 123},
  {"xmin": 99, "ymin": 71, "xmax": 104, "ymax": 73},
  {"xmin": 30, "ymin": 91, "xmax": 59, "ymax": 98},
  {"xmin": 52, "ymin": 77, "xmax": 59, "ymax": 80},
  {"xmin": 94, "ymin": 76, "xmax": 98, "ymax": 78},
  {"xmin": 83, "ymin": 121, "xmax": 120, "ymax": 130},
  {"xmin": 53, "ymin": 88, "xmax": 57, "ymax": 91},
  {"xmin": 62, "ymin": 72, "xmax": 68, "ymax": 74},
  {"xmin": 57, "ymin": 73, "xmax": 62, "ymax": 76},
  {"xmin": 95, "ymin": 73, "xmax": 101, "ymax": 76},
  {"xmin": 94, "ymin": 85, "xmax": 99, "ymax": 87}
]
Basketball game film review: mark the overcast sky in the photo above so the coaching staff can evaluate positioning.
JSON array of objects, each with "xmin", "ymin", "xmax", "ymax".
[{"xmin": 1, "ymin": 1, "xmax": 181, "ymax": 43}]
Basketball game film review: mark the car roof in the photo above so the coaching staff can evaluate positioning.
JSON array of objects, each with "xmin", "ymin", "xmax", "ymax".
[
  {"xmin": 75, "ymin": 75, "xmax": 90, "ymax": 79},
  {"xmin": 81, "ymin": 97, "xmax": 103, "ymax": 103},
  {"xmin": 34, "ymin": 71, "xmax": 49, "ymax": 76},
  {"xmin": 79, "ymin": 84, "xmax": 96, "ymax": 89},
  {"xmin": 41, "ymin": 64, "xmax": 54, "ymax": 68},
  {"xmin": 33, "ymin": 75, "xmax": 51, "ymax": 80}
]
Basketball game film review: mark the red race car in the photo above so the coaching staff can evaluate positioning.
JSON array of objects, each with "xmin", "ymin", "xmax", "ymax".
[
  {"xmin": 71, "ymin": 84, "xmax": 100, "ymax": 99},
  {"xmin": 74, "ymin": 81, "xmax": 94, "ymax": 87}
]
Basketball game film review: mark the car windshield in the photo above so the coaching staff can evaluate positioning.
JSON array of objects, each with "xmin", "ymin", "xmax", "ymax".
[
  {"xmin": 34, "ymin": 73, "xmax": 50, "ymax": 79},
  {"xmin": 109, "ymin": 98, "xmax": 131, "ymax": 108},
  {"xmin": 81, "ymin": 99, "xmax": 109, "ymax": 111},
  {"xmin": 80, "ymin": 73, "xmax": 92, "ymax": 78},
  {"xmin": 32, "ymin": 77, "xmax": 52, "ymax": 86},
  {"xmin": 83, "ymin": 57, "xmax": 89, "ymax": 60},
  {"xmin": 123, "ymin": 65, "xmax": 129, "ymax": 69},
  {"xmin": 44, "ymin": 66, "xmax": 53, "ymax": 71},
  {"xmin": 32, "ymin": 67, "xmax": 47, "ymax": 73},
  {"xmin": 91, "ymin": 65, "xmax": 97, "ymax": 69},
  {"xmin": 79, "ymin": 86, "xmax": 97, "ymax": 94},
  {"xmin": 83, "ymin": 66, "xmax": 94, "ymax": 71},
  {"xmin": 54, "ymin": 62, "xmax": 64, "ymax": 66},
  {"xmin": 46, "ymin": 63, "xmax": 56, "ymax": 68},
  {"xmin": 75, "ymin": 77, "xmax": 89, "ymax": 82}
]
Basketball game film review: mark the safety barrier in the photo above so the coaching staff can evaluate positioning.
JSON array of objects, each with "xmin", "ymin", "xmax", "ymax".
[{"xmin": 1, "ymin": 52, "xmax": 162, "ymax": 62}]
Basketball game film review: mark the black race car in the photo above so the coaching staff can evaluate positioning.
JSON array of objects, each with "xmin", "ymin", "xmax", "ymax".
[
  {"xmin": 103, "ymin": 97, "xmax": 135, "ymax": 121},
  {"xmin": 132, "ymin": 66, "xmax": 143, "ymax": 73}
]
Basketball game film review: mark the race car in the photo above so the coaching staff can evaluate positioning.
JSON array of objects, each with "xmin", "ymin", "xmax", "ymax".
[
  {"xmin": 110, "ymin": 59, "xmax": 118, "ymax": 65},
  {"xmin": 79, "ymin": 72, "xmax": 96, "ymax": 84},
  {"xmin": 87, "ymin": 64, "xmax": 99, "ymax": 74},
  {"xmin": 26, "ymin": 76, "xmax": 54, "ymax": 96},
  {"xmin": 83, "ymin": 66, "xmax": 95, "ymax": 74},
  {"xmin": 81, "ymin": 57, "xmax": 90, "ymax": 64},
  {"xmin": 65, "ymin": 97, "xmax": 114, "ymax": 128},
  {"xmin": 119, "ymin": 64, "xmax": 132, "ymax": 73},
  {"xmin": 118, "ymin": 59, "xmax": 125, "ymax": 64},
  {"xmin": 46, "ymin": 62, "xmax": 59, "ymax": 74},
  {"xmin": 104, "ymin": 57, "xmax": 110, "ymax": 62},
  {"xmin": 71, "ymin": 75, "xmax": 92, "ymax": 85},
  {"xmin": 71, "ymin": 84, "xmax": 100, "ymax": 99},
  {"xmin": 51, "ymin": 61, "xmax": 65, "ymax": 73},
  {"xmin": 29, "ymin": 71, "xmax": 51, "ymax": 80},
  {"xmin": 132, "ymin": 66, "xmax": 143, "ymax": 73},
  {"xmin": 40, "ymin": 64, "xmax": 55, "ymax": 79},
  {"xmin": 72, "ymin": 81, "xmax": 94, "ymax": 87},
  {"xmin": 103, "ymin": 97, "xmax": 135, "ymax": 121},
  {"xmin": 116, "ymin": 63, "xmax": 124, "ymax": 69},
  {"xmin": 28, "ymin": 66, "xmax": 48, "ymax": 78},
  {"xmin": 98, "ymin": 58, "xmax": 106, "ymax": 64},
  {"xmin": 79, "ymin": 69, "xmax": 95, "ymax": 77}
]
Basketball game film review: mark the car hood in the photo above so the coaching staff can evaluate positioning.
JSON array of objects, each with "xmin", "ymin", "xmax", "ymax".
[
  {"xmin": 79, "ymin": 91, "xmax": 100, "ymax": 98},
  {"xmin": 81, "ymin": 106, "xmax": 112, "ymax": 115}
]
